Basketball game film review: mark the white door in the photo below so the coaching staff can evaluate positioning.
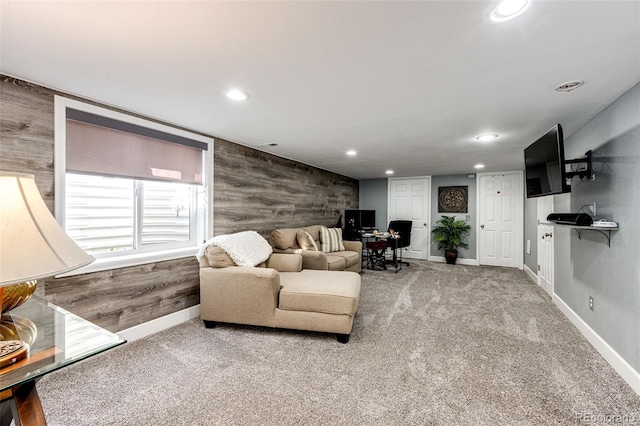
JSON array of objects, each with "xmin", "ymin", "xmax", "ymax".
[
  {"xmin": 478, "ymin": 171, "xmax": 523, "ymax": 268},
  {"xmin": 388, "ymin": 177, "xmax": 431, "ymax": 260},
  {"xmin": 537, "ymin": 196, "xmax": 554, "ymax": 296}
]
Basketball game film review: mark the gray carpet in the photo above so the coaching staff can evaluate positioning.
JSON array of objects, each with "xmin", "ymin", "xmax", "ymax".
[{"xmin": 38, "ymin": 260, "xmax": 639, "ymax": 425}]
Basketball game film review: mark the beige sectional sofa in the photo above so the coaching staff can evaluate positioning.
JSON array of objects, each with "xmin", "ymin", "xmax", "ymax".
[
  {"xmin": 199, "ymin": 248, "xmax": 361, "ymax": 343},
  {"xmin": 270, "ymin": 225, "xmax": 362, "ymax": 273}
]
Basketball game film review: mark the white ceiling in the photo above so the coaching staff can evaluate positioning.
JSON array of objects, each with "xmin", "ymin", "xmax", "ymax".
[{"xmin": 1, "ymin": 1, "xmax": 639, "ymax": 180}]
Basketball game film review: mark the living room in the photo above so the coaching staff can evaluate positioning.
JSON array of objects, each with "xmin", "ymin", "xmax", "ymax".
[{"xmin": 1, "ymin": 1, "xmax": 639, "ymax": 424}]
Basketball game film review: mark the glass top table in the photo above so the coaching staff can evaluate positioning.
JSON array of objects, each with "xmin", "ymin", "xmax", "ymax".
[{"xmin": 0, "ymin": 295, "xmax": 125, "ymax": 425}]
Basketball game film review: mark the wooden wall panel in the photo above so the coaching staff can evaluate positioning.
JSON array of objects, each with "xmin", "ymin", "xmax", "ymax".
[
  {"xmin": 214, "ymin": 140, "xmax": 358, "ymax": 237},
  {"xmin": 0, "ymin": 78, "xmax": 56, "ymax": 210},
  {"xmin": 44, "ymin": 258, "xmax": 200, "ymax": 331},
  {"xmin": 0, "ymin": 75, "xmax": 359, "ymax": 332}
]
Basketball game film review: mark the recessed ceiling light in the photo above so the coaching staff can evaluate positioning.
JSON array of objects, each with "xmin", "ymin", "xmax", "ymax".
[
  {"xmin": 385, "ymin": 170, "xmax": 394, "ymax": 175},
  {"xmin": 555, "ymin": 81, "xmax": 584, "ymax": 92},
  {"xmin": 226, "ymin": 89, "xmax": 249, "ymax": 101},
  {"xmin": 475, "ymin": 134, "xmax": 499, "ymax": 142},
  {"xmin": 490, "ymin": 0, "xmax": 531, "ymax": 22},
  {"xmin": 475, "ymin": 164, "xmax": 486, "ymax": 169},
  {"xmin": 346, "ymin": 150, "xmax": 357, "ymax": 156}
]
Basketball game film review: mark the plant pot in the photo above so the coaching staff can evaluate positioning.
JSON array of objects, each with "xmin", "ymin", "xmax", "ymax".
[{"xmin": 445, "ymin": 249, "xmax": 458, "ymax": 265}]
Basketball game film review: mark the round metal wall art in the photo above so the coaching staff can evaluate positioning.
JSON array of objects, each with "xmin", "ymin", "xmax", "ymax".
[{"xmin": 438, "ymin": 186, "xmax": 468, "ymax": 213}]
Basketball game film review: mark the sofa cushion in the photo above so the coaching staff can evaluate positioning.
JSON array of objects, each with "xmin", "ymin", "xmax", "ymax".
[
  {"xmin": 296, "ymin": 230, "xmax": 318, "ymax": 251},
  {"xmin": 319, "ymin": 226, "xmax": 345, "ymax": 253},
  {"xmin": 302, "ymin": 225, "xmax": 323, "ymax": 242},
  {"xmin": 205, "ymin": 246, "xmax": 237, "ymax": 268},
  {"xmin": 271, "ymin": 228, "xmax": 300, "ymax": 250},
  {"xmin": 326, "ymin": 255, "xmax": 346, "ymax": 271},
  {"xmin": 328, "ymin": 251, "xmax": 360, "ymax": 270},
  {"xmin": 278, "ymin": 270, "xmax": 360, "ymax": 316}
]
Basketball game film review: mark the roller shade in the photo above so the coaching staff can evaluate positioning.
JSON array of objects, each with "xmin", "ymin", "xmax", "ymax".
[{"xmin": 66, "ymin": 109, "xmax": 206, "ymax": 185}]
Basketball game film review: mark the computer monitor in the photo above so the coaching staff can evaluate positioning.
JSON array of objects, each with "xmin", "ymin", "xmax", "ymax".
[
  {"xmin": 360, "ymin": 210, "xmax": 376, "ymax": 229},
  {"xmin": 344, "ymin": 209, "xmax": 376, "ymax": 230}
]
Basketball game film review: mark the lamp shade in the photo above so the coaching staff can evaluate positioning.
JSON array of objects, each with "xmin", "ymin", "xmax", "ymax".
[{"xmin": 0, "ymin": 172, "xmax": 94, "ymax": 286}]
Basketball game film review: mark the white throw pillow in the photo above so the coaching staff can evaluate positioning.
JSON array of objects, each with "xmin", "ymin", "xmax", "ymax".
[{"xmin": 319, "ymin": 226, "xmax": 345, "ymax": 253}]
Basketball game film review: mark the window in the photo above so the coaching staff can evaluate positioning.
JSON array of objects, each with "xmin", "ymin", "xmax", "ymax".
[{"xmin": 55, "ymin": 96, "xmax": 213, "ymax": 275}]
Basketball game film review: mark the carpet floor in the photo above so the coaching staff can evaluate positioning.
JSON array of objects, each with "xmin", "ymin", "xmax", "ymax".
[{"xmin": 38, "ymin": 260, "xmax": 639, "ymax": 425}]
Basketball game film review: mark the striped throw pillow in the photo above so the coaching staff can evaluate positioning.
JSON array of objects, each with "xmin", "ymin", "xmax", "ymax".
[{"xmin": 320, "ymin": 226, "xmax": 345, "ymax": 253}]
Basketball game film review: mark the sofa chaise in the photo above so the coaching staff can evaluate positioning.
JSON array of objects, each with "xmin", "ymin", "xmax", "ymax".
[{"xmin": 199, "ymin": 244, "xmax": 361, "ymax": 343}]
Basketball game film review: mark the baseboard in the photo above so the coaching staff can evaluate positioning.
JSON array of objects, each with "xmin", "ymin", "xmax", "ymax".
[
  {"xmin": 117, "ymin": 304, "xmax": 201, "ymax": 342},
  {"xmin": 523, "ymin": 264, "xmax": 537, "ymax": 283},
  {"xmin": 554, "ymin": 295, "xmax": 640, "ymax": 396},
  {"xmin": 428, "ymin": 255, "xmax": 479, "ymax": 266}
]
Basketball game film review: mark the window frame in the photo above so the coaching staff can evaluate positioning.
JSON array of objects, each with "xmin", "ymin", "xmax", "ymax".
[{"xmin": 54, "ymin": 96, "xmax": 213, "ymax": 277}]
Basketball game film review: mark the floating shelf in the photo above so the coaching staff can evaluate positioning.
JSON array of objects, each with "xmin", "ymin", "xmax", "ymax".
[{"xmin": 543, "ymin": 222, "xmax": 618, "ymax": 247}]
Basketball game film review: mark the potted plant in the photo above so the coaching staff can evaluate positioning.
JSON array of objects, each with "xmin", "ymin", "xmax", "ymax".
[{"xmin": 431, "ymin": 216, "xmax": 472, "ymax": 265}]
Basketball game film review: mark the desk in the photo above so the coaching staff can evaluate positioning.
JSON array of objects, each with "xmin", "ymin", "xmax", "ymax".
[{"xmin": 0, "ymin": 296, "xmax": 125, "ymax": 426}]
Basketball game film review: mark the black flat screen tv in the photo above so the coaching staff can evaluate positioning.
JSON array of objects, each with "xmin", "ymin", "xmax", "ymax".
[
  {"xmin": 344, "ymin": 209, "xmax": 376, "ymax": 229},
  {"xmin": 524, "ymin": 124, "xmax": 570, "ymax": 198}
]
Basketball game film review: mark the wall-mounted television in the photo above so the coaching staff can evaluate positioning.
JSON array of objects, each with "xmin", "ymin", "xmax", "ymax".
[
  {"xmin": 524, "ymin": 124, "xmax": 570, "ymax": 198},
  {"xmin": 344, "ymin": 209, "xmax": 376, "ymax": 229}
]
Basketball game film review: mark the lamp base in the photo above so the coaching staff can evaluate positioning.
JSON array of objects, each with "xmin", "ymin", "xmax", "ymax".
[
  {"xmin": 2, "ymin": 280, "xmax": 38, "ymax": 313},
  {"xmin": 0, "ymin": 340, "xmax": 29, "ymax": 368}
]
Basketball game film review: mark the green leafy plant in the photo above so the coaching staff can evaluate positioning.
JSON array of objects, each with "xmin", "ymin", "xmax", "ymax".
[{"xmin": 431, "ymin": 216, "xmax": 471, "ymax": 252}]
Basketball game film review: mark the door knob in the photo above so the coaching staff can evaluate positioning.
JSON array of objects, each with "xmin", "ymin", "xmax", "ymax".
[{"xmin": 481, "ymin": 224, "xmax": 485, "ymax": 229}]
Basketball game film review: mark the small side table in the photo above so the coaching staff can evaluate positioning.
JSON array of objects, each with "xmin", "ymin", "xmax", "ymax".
[
  {"xmin": 366, "ymin": 240, "xmax": 388, "ymax": 270},
  {"xmin": 0, "ymin": 296, "xmax": 125, "ymax": 426}
]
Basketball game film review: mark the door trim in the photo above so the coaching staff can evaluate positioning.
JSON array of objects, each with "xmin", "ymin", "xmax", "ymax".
[{"xmin": 475, "ymin": 170, "xmax": 524, "ymax": 269}]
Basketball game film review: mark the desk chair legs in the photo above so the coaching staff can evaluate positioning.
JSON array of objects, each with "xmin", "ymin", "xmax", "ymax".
[{"xmin": 386, "ymin": 247, "xmax": 409, "ymax": 273}]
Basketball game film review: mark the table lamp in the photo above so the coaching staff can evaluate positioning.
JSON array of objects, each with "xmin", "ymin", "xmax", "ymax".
[{"xmin": 0, "ymin": 171, "xmax": 94, "ymax": 366}]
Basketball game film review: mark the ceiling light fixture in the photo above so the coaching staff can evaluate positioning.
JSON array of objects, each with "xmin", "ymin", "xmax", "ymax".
[
  {"xmin": 385, "ymin": 170, "xmax": 394, "ymax": 175},
  {"xmin": 490, "ymin": 0, "xmax": 531, "ymax": 22},
  {"xmin": 346, "ymin": 150, "xmax": 357, "ymax": 156},
  {"xmin": 226, "ymin": 89, "xmax": 250, "ymax": 101},
  {"xmin": 475, "ymin": 134, "xmax": 499, "ymax": 142},
  {"xmin": 475, "ymin": 164, "xmax": 486, "ymax": 169},
  {"xmin": 555, "ymin": 81, "xmax": 584, "ymax": 92}
]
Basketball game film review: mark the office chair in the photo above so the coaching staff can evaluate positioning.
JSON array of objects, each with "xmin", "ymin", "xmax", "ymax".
[{"xmin": 386, "ymin": 220, "xmax": 412, "ymax": 272}]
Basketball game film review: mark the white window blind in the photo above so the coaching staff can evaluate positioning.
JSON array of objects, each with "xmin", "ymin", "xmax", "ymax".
[{"xmin": 66, "ymin": 108, "xmax": 206, "ymax": 184}]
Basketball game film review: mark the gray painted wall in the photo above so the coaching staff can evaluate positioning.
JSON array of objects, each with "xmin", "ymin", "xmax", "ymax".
[
  {"xmin": 431, "ymin": 175, "xmax": 477, "ymax": 260},
  {"xmin": 359, "ymin": 179, "xmax": 389, "ymax": 232},
  {"xmin": 523, "ymin": 82, "xmax": 640, "ymax": 373},
  {"xmin": 555, "ymin": 82, "xmax": 640, "ymax": 373}
]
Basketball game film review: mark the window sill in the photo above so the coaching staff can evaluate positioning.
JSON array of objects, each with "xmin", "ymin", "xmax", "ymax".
[{"xmin": 54, "ymin": 246, "xmax": 199, "ymax": 278}]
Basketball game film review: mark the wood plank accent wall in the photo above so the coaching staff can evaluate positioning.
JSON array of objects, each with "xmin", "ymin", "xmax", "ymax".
[
  {"xmin": 0, "ymin": 75, "xmax": 359, "ymax": 332},
  {"xmin": 214, "ymin": 140, "xmax": 358, "ymax": 237}
]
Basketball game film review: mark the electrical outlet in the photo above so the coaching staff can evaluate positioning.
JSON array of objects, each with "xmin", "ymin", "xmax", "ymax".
[{"xmin": 589, "ymin": 296, "xmax": 594, "ymax": 311}]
